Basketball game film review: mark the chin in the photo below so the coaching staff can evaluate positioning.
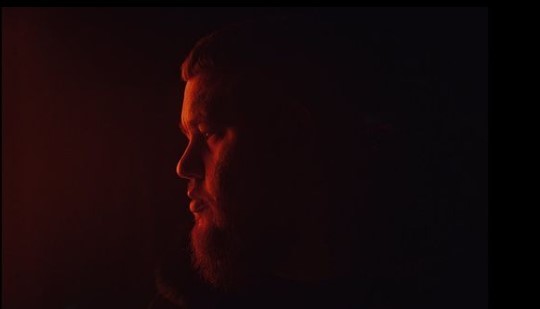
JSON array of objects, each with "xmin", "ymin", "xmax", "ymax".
[
  {"xmin": 190, "ymin": 216, "xmax": 231, "ymax": 288},
  {"xmin": 190, "ymin": 214, "xmax": 258, "ymax": 290}
]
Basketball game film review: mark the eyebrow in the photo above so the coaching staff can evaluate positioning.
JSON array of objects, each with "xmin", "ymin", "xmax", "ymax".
[{"xmin": 179, "ymin": 115, "xmax": 205, "ymax": 136}]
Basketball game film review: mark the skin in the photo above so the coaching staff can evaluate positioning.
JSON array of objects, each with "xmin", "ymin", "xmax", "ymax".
[
  {"xmin": 176, "ymin": 73, "xmax": 342, "ymax": 289},
  {"xmin": 176, "ymin": 74, "xmax": 282, "ymax": 288},
  {"xmin": 177, "ymin": 75, "xmax": 238, "ymax": 229}
]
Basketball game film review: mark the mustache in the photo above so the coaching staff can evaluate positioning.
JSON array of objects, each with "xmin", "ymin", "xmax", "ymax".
[
  {"xmin": 187, "ymin": 181, "xmax": 199, "ymax": 194},
  {"xmin": 187, "ymin": 181, "xmax": 211, "ymax": 202}
]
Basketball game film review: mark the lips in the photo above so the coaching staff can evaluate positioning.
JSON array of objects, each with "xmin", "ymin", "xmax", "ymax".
[
  {"xmin": 187, "ymin": 186, "xmax": 209, "ymax": 214},
  {"xmin": 189, "ymin": 199, "xmax": 207, "ymax": 213}
]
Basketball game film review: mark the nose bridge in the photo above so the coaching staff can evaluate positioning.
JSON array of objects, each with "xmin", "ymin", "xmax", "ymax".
[{"xmin": 177, "ymin": 139, "xmax": 203, "ymax": 179}]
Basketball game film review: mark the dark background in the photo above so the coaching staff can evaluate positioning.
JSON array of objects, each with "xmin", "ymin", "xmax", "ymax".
[{"xmin": 2, "ymin": 8, "xmax": 487, "ymax": 309}]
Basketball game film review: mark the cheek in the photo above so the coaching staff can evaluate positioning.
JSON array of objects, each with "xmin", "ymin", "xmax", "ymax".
[
  {"xmin": 205, "ymin": 131, "xmax": 239, "ymax": 188},
  {"xmin": 203, "ymin": 157, "xmax": 220, "ymax": 200},
  {"xmin": 202, "ymin": 129, "xmax": 275, "ymax": 210},
  {"xmin": 203, "ymin": 144, "xmax": 236, "ymax": 201}
]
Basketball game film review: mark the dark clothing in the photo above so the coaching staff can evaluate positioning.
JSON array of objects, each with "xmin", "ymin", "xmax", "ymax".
[
  {"xmin": 147, "ymin": 272, "xmax": 429, "ymax": 309},
  {"xmin": 149, "ymin": 276, "xmax": 361, "ymax": 309}
]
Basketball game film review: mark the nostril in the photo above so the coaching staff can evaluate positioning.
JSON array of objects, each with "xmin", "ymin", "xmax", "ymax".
[
  {"xmin": 177, "ymin": 157, "xmax": 191, "ymax": 179},
  {"xmin": 176, "ymin": 136, "xmax": 206, "ymax": 180},
  {"xmin": 177, "ymin": 149, "xmax": 203, "ymax": 180}
]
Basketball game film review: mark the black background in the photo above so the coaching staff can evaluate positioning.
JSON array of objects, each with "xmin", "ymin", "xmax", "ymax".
[{"xmin": 2, "ymin": 7, "xmax": 487, "ymax": 309}]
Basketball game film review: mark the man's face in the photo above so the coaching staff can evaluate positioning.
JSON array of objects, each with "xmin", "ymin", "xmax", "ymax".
[
  {"xmin": 177, "ymin": 75, "xmax": 238, "ymax": 229},
  {"xmin": 176, "ymin": 74, "xmax": 283, "ymax": 288}
]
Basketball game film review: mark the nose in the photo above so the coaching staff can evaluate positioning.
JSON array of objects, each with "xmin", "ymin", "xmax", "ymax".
[{"xmin": 176, "ymin": 140, "xmax": 203, "ymax": 180}]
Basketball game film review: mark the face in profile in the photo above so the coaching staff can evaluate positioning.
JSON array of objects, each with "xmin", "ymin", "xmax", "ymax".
[{"xmin": 176, "ymin": 74, "xmax": 287, "ymax": 289}]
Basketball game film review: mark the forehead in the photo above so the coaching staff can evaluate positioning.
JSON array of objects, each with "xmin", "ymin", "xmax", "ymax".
[
  {"xmin": 180, "ymin": 74, "xmax": 280, "ymax": 134},
  {"xmin": 182, "ymin": 75, "xmax": 214, "ymax": 117},
  {"xmin": 181, "ymin": 75, "xmax": 232, "ymax": 128}
]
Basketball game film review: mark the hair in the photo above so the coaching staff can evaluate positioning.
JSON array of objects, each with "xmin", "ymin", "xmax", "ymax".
[
  {"xmin": 179, "ymin": 13, "xmax": 401, "ymax": 166},
  {"xmin": 159, "ymin": 10, "xmax": 486, "ymax": 307},
  {"xmin": 178, "ymin": 11, "xmax": 442, "ymax": 299}
]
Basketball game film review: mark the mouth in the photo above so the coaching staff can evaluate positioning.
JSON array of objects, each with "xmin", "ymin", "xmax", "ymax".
[{"xmin": 189, "ymin": 200, "xmax": 207, "ymax": 214}]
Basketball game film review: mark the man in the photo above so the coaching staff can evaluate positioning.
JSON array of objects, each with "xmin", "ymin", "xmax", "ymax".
[
  {"xmin": 151, "ymin": 11, "xmax": 485, "ymax": 309},
  {"xmin": 150, "ymin": 14, "xmax": 404, "ymax": 309}
]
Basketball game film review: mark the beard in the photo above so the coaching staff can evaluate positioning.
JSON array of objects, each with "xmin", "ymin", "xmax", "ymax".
[
  {"xmin": 189, "ymin": 145, "xmax": 285, "ymax": 291},
  {"xmin": 190, "ymin": 216, "xmax": 243, "ymax": 289}
]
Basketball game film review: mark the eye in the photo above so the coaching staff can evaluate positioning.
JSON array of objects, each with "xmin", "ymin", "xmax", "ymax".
[
  {"xmin": 197, "ymin": 124, "xmax": 217, "ymax": 141},
  {"xmin": 201, "ymin": 131, "xmax": 214, "ymax": 139}
]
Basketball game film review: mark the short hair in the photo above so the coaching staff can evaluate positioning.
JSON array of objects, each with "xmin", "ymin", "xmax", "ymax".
[
  {"xmin": 174, "ymin": 13, "xmax": 474, "ymax": 305},
  {"xmin": 179, "ymin": 14, "xmax": 426, "ymax": 217},
  {"xmin": 183, "ymin": 14, "xmax": 395, "ymax": 109},
  {"xmin": 180, "ymin": 13, "xmax": 403, "ymax": 159},
  {"xmin": 179, "ymin": 11, "xmax": 415, "ymax": 264}
]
